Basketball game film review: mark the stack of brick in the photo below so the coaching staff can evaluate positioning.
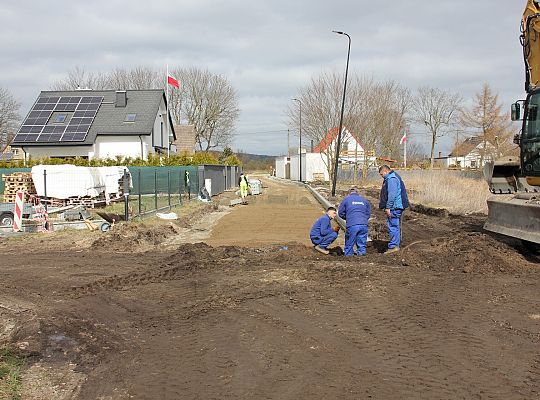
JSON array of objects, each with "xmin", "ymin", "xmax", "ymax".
[{"xmin": 1, "ymin": 173, "xmax": 36, "ymax": 203}]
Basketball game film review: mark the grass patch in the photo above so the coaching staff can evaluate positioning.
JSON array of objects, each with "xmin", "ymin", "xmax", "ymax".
[
  {"xmin": 338, "ymin": 170, "xmax": 489, "ymax": 215},
  {"xmin": 0, "ymin": 347, "xmax": 24, "ymax": 400},
  {"xmin": 90, "ymin": 194, "xmax": 188, "ymax": 218},
  {"xmin": 404, "ymin": 171, "xmax": 488, "ymax": 215}
]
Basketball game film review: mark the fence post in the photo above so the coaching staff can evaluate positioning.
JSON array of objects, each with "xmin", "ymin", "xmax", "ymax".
[
  {"xmin": 154, "ymin": 169, "xmax": 158, "ymax": 211},
  {"xmin": 167, "ymin": 170, "xmax": 171, "ymax": 210},
  {"xmin": 138, "ymin": 169, "xmax": 142, "ymax": 219},
  {"xmin": 179, "ymin": 170, "xmax": 182, "ymax": 205},
  {"xmin": 43, "ymin": 169, "xmax": 48, "ymax": 212},
  {"xmin": 123, "ymin": 169, "xmax": 130, "ymax": 221}
]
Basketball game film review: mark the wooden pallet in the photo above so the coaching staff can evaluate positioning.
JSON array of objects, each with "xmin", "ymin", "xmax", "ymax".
[
  {"xmin": 2, "ymin": 173, "xmax": 33, "ymax": 182},
  {"xmin": 66, "ymin": 196, "xmax": 106, "ymax": 209},
  {"xmin": 2, "ymin": 173, "xmax": 36, "ymax": 198}
]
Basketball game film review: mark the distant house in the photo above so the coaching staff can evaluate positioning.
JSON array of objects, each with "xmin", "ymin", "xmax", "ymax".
[
  {"xmin": 172, "ymin": 124, "xmax": 196, "ymax": 153},
  {"xmin": 11, "ymin": 89, "xmax": 176, "ymax": 161},
  {"xmin": 447, "ymin": 136, "xmax": 495, "ymax": 169},
  {"xmin": 275, "ymin": 127, "xmax": 378, "ymax": 182},
  {"xmin": 314, "ymin": 127, "xmax": 376, "ymax": 167},
  {"xmin": 0, "ymin": 145, "xmax": 24, "ymax": 162}
]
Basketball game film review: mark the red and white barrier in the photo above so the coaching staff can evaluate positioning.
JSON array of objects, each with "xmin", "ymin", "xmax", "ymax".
[{"xmin": 13, "ymin": 191, "xmax": 24, "ymax": 232}]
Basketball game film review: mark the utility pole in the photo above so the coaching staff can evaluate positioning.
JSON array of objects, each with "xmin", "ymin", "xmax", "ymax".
[
  {"xmin": 331, "ymin": 30, "xmax": 351, "ymax": 197},
  {"xmin": 292, "ymin": 98, "xmax": 302, "ymax": 182},
  {"xmin": 287, "ymin": 129, "xmax": 290, "ymax": 156}
]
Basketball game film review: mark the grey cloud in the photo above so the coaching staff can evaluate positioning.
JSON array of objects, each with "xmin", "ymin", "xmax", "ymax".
[{"xmin": 0, "ymin": 0, "xmax": 529, "ymax": 155}]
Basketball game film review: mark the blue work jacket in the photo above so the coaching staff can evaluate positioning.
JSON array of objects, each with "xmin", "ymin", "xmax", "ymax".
[
  {"xmin": 310, "ymin": 214, "xmax": 334, "ymax": 240},
  {"xmin": 379, "ymin": 171, "xmax": 409, "ymax": 210},
  {"xmin": 338, "ymin": 193, "xmax": 371, "ymax": 227}
]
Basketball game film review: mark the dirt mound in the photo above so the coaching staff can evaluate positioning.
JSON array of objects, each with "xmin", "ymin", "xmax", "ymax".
[
  {"xmin": 401, "ymin": 231, "xmax": 537, "ymax": 274},
  {"xmin": 91, "ymin": 223, "xmax": 179, "ymax": 252}
]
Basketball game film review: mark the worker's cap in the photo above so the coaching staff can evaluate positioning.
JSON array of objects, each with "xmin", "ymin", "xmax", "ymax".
[{"xmin": 349, "ymin": 186, "xmax": 358, "ymax": 193}]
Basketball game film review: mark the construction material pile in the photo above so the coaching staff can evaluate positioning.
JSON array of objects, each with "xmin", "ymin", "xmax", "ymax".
[
  {"xmin": 1, "ymin": 172, "xmax": 37, "ymax": 202},
  {"xmin": 31, "ymin": 165, "xmax": 128, "ymax": 208}
]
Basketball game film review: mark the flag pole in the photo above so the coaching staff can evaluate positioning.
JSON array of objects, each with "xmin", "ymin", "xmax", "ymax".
[
  {"xmin": 166, "ymin": 64, "xmax": 170, "ymax": 158},
  {"xmin": 404, "ymin": 135, "xmax": 407, "ymax": 169}
]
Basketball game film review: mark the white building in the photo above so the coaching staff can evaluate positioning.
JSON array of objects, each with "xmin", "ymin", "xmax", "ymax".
[
  {"xmin": 447, "ymin": 136, "xmax": 496, "ymax": 169},
  {"xmin": 313, "ymin": 127, "xmax": 377, "ymax": 167},
  {"xmin": 11, "ymin": 89, "xmax": 177, "ymax": 161}
]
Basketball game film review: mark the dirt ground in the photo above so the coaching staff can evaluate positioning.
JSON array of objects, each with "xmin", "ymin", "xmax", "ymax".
[{"xmin": 0, "ymin": 177, "xmax": 539, "ymax": 399}]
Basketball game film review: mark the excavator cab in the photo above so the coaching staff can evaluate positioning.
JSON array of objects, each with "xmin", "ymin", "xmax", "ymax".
[{"xmin": 521, "ymin": 92, "xmax": 540, "ymax": 180}]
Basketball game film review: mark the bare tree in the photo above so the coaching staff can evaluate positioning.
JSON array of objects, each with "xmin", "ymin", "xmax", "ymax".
[
  {"xmin": 107, "ymin": 67, "xmax": 161, "ymax": 90},
  {"xmin": 287, "ymin": 70, "xmax": 354, "ymax": 182},
  {"xmin": 459, "ymin": 83, "xmax": 517, "ymax": 163},
  {"xmin": 362, "ymin": 80, "xmax": 411, "ymax": 161},
  {"xmin": 51, "ymin": 66, "xmax": 109, "ymax": 90},
  {"xmin": 288, "ymin": 71, "xmax": 412, "ymax": 181},
  {"xmin": 53, "ymin": 66, "xmax": 240, "ymax": 151},
  {"xmin": 0, "ymin": 87, "xmax": 21, "ymax": 152},
  {"xmin": 172, "ymin": 67, "xmax": 239, "ymax": 151},
  {"xmin": 413, "ymin": 86, "xmax": 462, "ymax": 168}
]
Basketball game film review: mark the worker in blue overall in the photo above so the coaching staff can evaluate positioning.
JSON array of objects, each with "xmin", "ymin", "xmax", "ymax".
[
  {"xmin": 378, "ymin": 165, "xmax": 409, "ymax": 254},
  {"xmin": 338, "ymin": 186, "xmax": 371, "ymax": 256},
  {"xmin": 310, "ymin": 206, "xmax": 340, "ymax": 255}
]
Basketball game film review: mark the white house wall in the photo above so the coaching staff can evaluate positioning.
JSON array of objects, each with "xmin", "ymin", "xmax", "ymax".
[
  {"xmin": 305, "ymin": 153, "xmax": 329, "ymax": 181},
  {"xmin": 153, "ymin": 98, "xmax": 171, "ymax": 150},
  {"xmin": 275, "ymin": 157, "xmax": 288, "ymax": 179},
  {"xmin": 95, "ymin": 135, "xmax": 152, "ymax": 159},
  {"xmin": 289, "ymin": 153, "xmax": 329, "ymax": 182},
  {"xmin": 23, "ymin": 145, "xmax": 94, "ymax": 159}
]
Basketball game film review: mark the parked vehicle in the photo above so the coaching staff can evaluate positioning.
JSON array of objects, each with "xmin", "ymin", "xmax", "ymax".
[{"xmin": 0, "ymin": 202, "xmax": 34, "ymax": 227}]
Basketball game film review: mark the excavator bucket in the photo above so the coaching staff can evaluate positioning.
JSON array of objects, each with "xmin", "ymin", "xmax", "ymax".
[
  {"xmin": 484, "ymin": 194, "xmax": 540, "ymax": 245},
  {"xmin": 484, "ymin": 158, "xmax": 540, "ymax": 245}
]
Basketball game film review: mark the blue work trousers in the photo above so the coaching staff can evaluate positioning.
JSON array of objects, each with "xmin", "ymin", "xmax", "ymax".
[
  {"xmin": 311, "ymin": 231, "xmax": 338, "ymax": 249},
  {"xmin": 344, "ymin": 224, "xmax": 369, "ymax": 256},
  {"xmin": 387, "ymin": 209, "xmax": 403, "ymax": 249}
]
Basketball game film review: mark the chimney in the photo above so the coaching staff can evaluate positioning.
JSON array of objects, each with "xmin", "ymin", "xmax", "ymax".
[
  {"xmin": 438, "ymin": 151, "xmax": 442, "ymax": 158},
  {"xmin": 115, "ymin": 90, "xmax": 127, "ymax": 107}
]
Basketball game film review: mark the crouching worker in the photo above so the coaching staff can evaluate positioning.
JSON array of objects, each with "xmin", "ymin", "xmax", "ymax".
[
  {"xmin": 338, "ymin": 186, "xmax": 371, "ymax": 256},
  {"xmin": 310, "ymin": 206, "xmax": 340, "ymax": 255}
]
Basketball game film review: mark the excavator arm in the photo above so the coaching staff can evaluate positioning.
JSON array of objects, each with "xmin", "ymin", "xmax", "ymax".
[{"xmin": 522, "ymin": 0, "xmax": 540, "ymax": 91}]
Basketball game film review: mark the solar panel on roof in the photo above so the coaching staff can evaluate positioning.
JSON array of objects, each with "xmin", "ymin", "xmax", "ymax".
[{"xmin": 12, "ymin": 95, "xmax": 103, "ymax": 144}]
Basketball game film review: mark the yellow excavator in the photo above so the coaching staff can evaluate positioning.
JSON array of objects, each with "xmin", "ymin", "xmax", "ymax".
[{"xmin": 484, "ymin": 0, "xmax": 540, "ymax": 250}]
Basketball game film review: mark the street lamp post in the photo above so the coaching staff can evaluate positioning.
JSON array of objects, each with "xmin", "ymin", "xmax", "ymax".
[
  {"xmin": 331, "ymin": 30, "xmax": 351, "ymax": 197},
  {"xmin": 292, "ymin": 98, "xmax": 302, "ymax": 182}
]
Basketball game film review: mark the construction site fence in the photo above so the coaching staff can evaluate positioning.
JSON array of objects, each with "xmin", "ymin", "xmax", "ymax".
[
  {"xmin": 198, "ymin": 164, "xmax": 242, "ymax": 196},
  {"xmin": 1, "ymin": 164, "xmax": 241, "ymax": 221}
]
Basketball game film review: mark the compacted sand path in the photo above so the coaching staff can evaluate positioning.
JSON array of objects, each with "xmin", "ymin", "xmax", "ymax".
[{"xmin": 207, "ymin": 177, "xmax": 331, "ymax": 247}]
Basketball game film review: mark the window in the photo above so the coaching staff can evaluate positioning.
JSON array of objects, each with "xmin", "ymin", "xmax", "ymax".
[
  {"xmin": 523, "ymin": 93, "xmax": 540, "ymax": 174},
  {"xmin": 54, "ymin": 114, "xmax": 67, "ymax": 123},
  {"xmin": 125, "ymin": 113, "xmax": 136, "ymax": 122}
]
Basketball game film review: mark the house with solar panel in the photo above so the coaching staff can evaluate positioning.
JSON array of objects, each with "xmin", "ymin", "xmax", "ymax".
[{"xmin": 11, "ymin": 90, "xmax": 176, "ymax": 160}]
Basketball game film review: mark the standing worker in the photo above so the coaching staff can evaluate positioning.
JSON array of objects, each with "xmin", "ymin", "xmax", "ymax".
[
  {"xmin": 338, "ymin": 187, "xmax": 371, "ymax": 256},
  {"xmin": 310, "ymin": 207, "xmax": 340, "ymax": 255},
  {"xmin": 238, "ymin": 172, "xmax": 250, "ymax": 204},
  {"xmin": 378, "ymin": 165, "xmax": 409, "ymax": 254}
]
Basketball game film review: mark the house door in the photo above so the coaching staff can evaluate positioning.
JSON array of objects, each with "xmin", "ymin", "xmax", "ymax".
[{"xmin": 285, "ymin": 163, "xmax": 291, "ymax": 179}]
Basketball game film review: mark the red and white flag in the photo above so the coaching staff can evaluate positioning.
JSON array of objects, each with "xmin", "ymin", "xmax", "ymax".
[
  {"xmin": 399, "ymin": 133, "xmax": 407, "ymax": 145},
  {"xmin": 167, "ymin": 75, "xmax": 179, "ymax": 89}
]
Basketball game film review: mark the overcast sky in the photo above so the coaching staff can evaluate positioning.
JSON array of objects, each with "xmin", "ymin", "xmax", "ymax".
[{"xmin": 0, "ymin": 1, "xmax": 526, "ymax": 156}]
